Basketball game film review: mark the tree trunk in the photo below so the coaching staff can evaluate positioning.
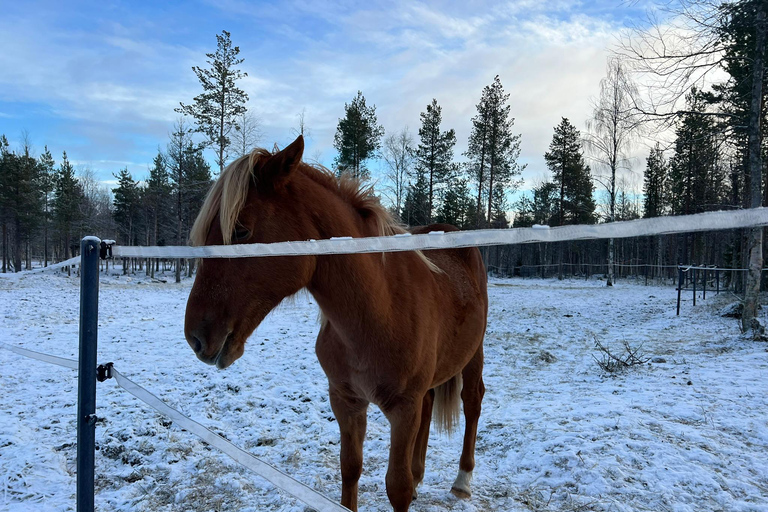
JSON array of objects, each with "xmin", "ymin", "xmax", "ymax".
[
  {"xmin": 44, "ymin": 200, "xmax": 49, "ymax": 267},
  {"xmin": 607, "ymin": 157, "xmax": 616, "ymax": 286},
  {"xmin": 475, "ymin": 128, "xmax": 487, "ymax": 227},
  {"xmin": 13, "ymin": 217, "xmax": 22, "ymax": 272},
  {"xmin": 1, "ymin": 217, "xmax": 6, "ymax": 273},
  {"xmin": 742, "ymin": 4, "xmax": 766, "ymax": 333},
  {"xmin": 657, "ymin": 235, "xmax": 663, "ymax": 284}
]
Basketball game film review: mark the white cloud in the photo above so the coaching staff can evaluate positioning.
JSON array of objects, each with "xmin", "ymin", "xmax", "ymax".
[{"xmin": 0, "ymin": 0, "xmax": 645, "ymax": 187}]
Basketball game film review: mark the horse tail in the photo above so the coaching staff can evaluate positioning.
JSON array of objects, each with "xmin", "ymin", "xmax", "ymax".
[{"xmin": 433, "ymin": 372, "xmax": 463, "ymax": 434}]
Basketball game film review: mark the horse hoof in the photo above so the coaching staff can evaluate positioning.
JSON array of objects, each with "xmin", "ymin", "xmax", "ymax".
[
  {"xmin": 451, "ymin": 470, "xmax": 472, "ymax": 499},
  {"xmin": 451, "ymin": 486, "xmax": 471, "ymax": 499},
  {"xmin": 412, "ymin": 479, "xmax": 422, "ymax": 501}
]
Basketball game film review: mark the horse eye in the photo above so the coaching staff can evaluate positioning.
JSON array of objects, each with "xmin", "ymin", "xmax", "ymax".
[{"xmin": 233, "ymin": 228, "xmax": 251, "ymax": 241}]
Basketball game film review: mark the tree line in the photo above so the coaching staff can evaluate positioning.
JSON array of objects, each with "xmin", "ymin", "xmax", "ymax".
[{"xmin": 1, "ymin": 1, "xmax": 766, "ymax": 314}]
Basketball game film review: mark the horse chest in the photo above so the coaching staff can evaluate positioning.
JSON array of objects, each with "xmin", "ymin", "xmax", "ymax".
[{"xmin": 315, "ymin": 334, "xmax": 417, "ymax": 405}]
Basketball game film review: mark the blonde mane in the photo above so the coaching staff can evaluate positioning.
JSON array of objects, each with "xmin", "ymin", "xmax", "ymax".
[
  {"xmin": 190, "ymin": 149, "xmax": 271, "ymax": 246},
  {"xmin": 189, "ymin": 148, "xmax": 435, "ymax": 273}
]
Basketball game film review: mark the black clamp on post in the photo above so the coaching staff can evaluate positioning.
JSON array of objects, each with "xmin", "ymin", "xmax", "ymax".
[
  {"xmin": 96, "ymin": 362, "xmax": 114, "ymax": 382},
  {"xmin": 99, "ymin": 240, "xmax": 115, "ymax": 260}
]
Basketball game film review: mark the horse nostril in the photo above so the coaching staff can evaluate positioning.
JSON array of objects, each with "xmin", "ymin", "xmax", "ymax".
[{"xmin": 192, "ymin": 335, "xmax": 203, "ymax": 354}]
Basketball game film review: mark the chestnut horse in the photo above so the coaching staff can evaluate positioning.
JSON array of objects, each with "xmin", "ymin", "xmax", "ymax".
[{"xmin": 184, "ymin": 136, "xmax": 488, "ymax": 511}]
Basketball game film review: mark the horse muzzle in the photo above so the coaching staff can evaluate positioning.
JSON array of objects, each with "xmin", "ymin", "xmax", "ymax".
[{"xmin": 186, "ymin": 327, "xmax": 235, "ymax": 369}]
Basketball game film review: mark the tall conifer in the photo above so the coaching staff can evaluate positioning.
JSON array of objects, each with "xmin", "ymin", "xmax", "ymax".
[
  {"xmin": 176, "ymin": 30, "xmax": 249, "ymax": 174},
  {"xmin": 414, "ymin": 99, "xmax": 456, "ymax": 221},
  {"xmin": 465, "ymin": 76, "xmax": 524, "ymax": 227},
  {"xmin": 544, "ymin": 118, "xmax": 595, "ymax": 225},
  {"xmin": 333, "ymin": 91, "xmax": 384, "ymax": 179}
]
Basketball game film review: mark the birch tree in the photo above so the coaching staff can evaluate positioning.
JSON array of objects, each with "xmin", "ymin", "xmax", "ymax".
[
  {"xmin": 231, "ymin": 111, "xmax": 263, "ymax": 158},
  {"xmin": 586, "ymin": 58, "xmax": 641, "ymax": 286},
  {"xmin": 382, "ymin": 127, "xmax": 415, "ymax": 219}
]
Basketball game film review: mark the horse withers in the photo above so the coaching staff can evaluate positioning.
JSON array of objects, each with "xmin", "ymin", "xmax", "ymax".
[{"xmin": 184, "ymin": 135, "xmax": 488, "ymax": 511}]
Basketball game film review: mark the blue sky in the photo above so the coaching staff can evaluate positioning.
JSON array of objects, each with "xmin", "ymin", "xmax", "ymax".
[{"xmin": 0, "ymin": 0, "xmax": 656, "ymax": 192}]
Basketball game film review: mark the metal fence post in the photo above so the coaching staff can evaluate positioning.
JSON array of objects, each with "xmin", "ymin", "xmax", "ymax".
[
  {"xmin": 716, "ymin": 269, "xmax": 720, "ymax": 295},
  {"xmin": 692, "ymin": 268, "xmax": 697, "ymax": 306},
  {"xmin": 77, "ymin": 236, "xmax": 101, "ymax": 512},
  {"xmin": 677, "ymin": 266, "xmax": 683, "ymax": 316},
  {"xmin": 703, "ymin": 268, "xmax": 707, "ymax": 300}
]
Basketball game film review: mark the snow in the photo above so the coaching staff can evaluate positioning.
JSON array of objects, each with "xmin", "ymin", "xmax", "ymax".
[{"xmin": 1, "ymin": 271, "xmax": 767, "ymax": 511}]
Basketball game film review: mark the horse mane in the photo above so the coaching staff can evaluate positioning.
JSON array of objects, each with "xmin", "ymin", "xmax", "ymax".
[
  {"xmin": 190, "ymin": 149, "xmax": 271, "ymax": 246},
  {"xmin": 189, "ymin": 148, "xmax": 432, "ymax": 272}
]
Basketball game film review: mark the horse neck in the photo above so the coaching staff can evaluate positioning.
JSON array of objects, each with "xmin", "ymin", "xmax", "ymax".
[{"xmin": 301, "ymin": 177, "xmax": 392, "ymax": 333}]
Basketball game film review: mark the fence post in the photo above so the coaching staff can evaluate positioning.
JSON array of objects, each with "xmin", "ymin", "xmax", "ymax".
[
  {"xmin": 77, "ymin": 236, "xmax": 101, "ymax": 512},
  {"xmin": 703, "ymin": 268, "xmax": 707, "ymax": 300},
  {"xmin": 692, "ymin": 267, "xmax": 697, "ymax": 306},
  {"xmin": 677, "ymin": 266, "xmax": 683, "ymax": 316},
  {"xmin": 716, "ymin": 269, "xmax": 720, "ymax": 295}
]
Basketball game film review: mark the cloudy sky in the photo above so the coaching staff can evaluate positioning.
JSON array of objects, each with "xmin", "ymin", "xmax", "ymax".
[{"xmin": 0, "ymin": 0, "xmax": 659, "ymax": 192}]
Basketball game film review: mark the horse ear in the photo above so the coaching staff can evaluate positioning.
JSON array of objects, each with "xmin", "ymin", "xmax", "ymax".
[{"xmin": 259, "ymin": 135, "xmax": 304, "ymax": 187}]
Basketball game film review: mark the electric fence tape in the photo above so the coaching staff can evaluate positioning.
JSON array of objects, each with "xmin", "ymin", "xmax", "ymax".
[
  {"xmin": 0, "ymin": 256, "xmax": 80, "ymax": 279},
  {"xmin": 107, "ymin": 207, "xmax": 768, "ymax": 260},
  {"xmin": 0, "ymin": 342, "xmax": 350, "ymax": 512}
]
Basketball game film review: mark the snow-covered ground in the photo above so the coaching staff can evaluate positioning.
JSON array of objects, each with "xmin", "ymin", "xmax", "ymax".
[{"xmin": 1, "ymin": 270, "xmax": 767, "ymax": 512}]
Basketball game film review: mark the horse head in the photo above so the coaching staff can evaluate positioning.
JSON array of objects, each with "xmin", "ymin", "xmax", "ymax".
[{"xmin": 184, "ymin": 135, "xmax": 317, "ymax": 369}]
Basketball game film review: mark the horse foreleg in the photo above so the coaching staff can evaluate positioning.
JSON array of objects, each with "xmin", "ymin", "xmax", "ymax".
[
  {"xmin": 452, "ymin": 346, "xmax": 485, "ymax": 499},
  {"xmin": 411, "ymin": 389, "xmax": 434, "ymax": 500},
  {"xmin": 329, "ymin": 388, "xmax": 368, "ymax": 512},
  {"xmin": 384, "ymin": 399, "xmax": 422, "ymax": 512}
]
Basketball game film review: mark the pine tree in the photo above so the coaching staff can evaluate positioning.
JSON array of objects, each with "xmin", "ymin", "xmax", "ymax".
[
  {"xmin": 183, "ymin": 147, "xmax": 213, "ymax": 238},
  {"xmin": 402, "ymin": 170, "xmax": 430, "ymax": 226},
  {"xmin": 544, "ymin": 118, "xmax": 595, "ymax": 226},
  {"xmin": 112, "ymin": 168, "xmax": 141, "ymax": 246},
  {"xmin": 144, "ymin": 151, "xmax": 171, "ymax": 247},
  {"xmin": 414, "ymin": 99, "xmax": 457, "ymax": 221},
  {"xmin": 465, "ymin": 76, "xmax": 524, "ymax": 227},
  {"xmin": 167, "ymin": 119, "xmax": 211, "ymax": 281},
  {"xmin": 333, "ymin": 91, "xmax": 384, "ymax": 179},
  {"xmin": 513, "ymin": 182, "xmax": 558, "ymax": 227},
  {"xmin": 176, "ymin": 30, "xmax": 249, "ymax": 174},
  {"xmin": 53, "ymin": 151, "xmax": 83, "ymax": 262},
  {"xmin": 5, "ymin": 138, "xmax": 42, "ymax": 271},
  {"xmin": 436, "ymin": 177, "xmax": 473, "ymax": 229},
  {"xmin": 643, "ymin": 143, "xmax": 668, "ymax": 218},
  {"xmin": 490, "ymin": 182, "xmax": 510, "ymax": 228},
  {"xmin": 669, "ymin": 89, "xmax": 724, "ymax": 216},
  {"xmin": 38, "ymin": 147, "xmax": 56, "ymax": 266}
]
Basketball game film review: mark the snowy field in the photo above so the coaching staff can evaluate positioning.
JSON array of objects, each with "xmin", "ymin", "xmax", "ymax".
[{"xmin": 1, "ymin": 270, "xmax": 767, "ymax": 512}]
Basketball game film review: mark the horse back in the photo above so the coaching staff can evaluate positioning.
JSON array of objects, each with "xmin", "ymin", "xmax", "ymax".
[{"xmin": 410, "ymin": 223, "xmax": 488, "ymax": 314}]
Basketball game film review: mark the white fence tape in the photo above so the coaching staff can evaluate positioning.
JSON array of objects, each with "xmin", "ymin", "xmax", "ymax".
[
  {"xmin": 111, "ymin": 368, "xmax": 350, "ymax": 512},
  {"xmin": 0, "ymin": 256, "xmax": 80, "ymax": 279},
  {"xmin": 0, "ymin": 342, "xmax": 349, "ymax": 512},
  {"xmin": 0, "ymin": 342, "xmax": 78, "ymax": 369},
  {"xmin": 110, "ymin": 208, "xmax": 768, "ymax": 259}
]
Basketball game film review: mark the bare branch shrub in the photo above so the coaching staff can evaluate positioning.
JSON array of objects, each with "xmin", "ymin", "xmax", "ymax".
[{"xmin": 592, "ymin": 336, "xmax": 649, "ymax": 374}]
